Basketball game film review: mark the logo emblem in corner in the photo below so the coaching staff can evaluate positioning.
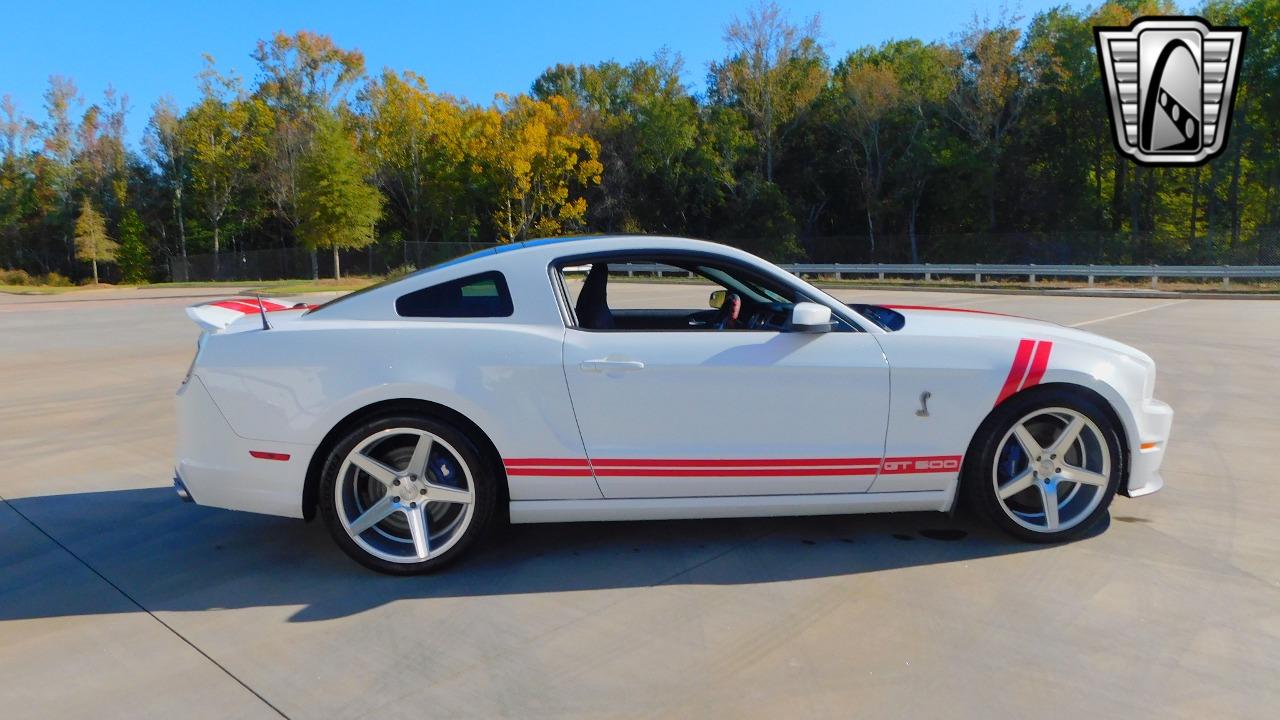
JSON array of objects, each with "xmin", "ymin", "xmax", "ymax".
[{"xmin": 1095, "ymin": 16, "xmax": 1246, "ymax": 166}]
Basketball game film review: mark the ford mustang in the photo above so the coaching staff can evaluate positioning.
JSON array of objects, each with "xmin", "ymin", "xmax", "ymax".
[{"xmin": 175, "ymin": 236, "xmax": 1172, "ymax": 574}]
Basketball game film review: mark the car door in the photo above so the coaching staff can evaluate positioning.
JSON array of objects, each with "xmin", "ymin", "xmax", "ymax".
[{"xmin": 561, "ymin": 305, "xmax": 891, "ymax": 499}]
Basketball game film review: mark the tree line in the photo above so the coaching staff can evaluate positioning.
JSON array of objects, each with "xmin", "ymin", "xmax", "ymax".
[{"xmin": 1, "ymin": 0, "xmax": 1277, "ymax": 284}]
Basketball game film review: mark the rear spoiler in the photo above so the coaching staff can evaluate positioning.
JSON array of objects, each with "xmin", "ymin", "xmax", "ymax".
[{"xmin": 185, "ymin": 297, "xmax": 312, "ymax": 332}]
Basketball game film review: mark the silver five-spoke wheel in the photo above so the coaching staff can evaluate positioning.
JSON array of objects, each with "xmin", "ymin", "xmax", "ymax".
[
  {"xmin": 992, "ymin": 407, "xmax": 1111, "ymax": 534},
  {"xmin": 335, "ymin": 428, "xmax": 476, "ymax": 564}
]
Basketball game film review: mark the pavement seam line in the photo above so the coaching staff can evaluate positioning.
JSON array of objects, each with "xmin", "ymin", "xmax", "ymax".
[
  {"xmin": 651, "ymin": 528, "xmax": 778, "ymax": 587},
  {"xmin": 1068, "ymin": 299, "xmax": 1190, "ymax": 327},
  {"xmin": 0, "ymin": 492, "xmax": 290, "ymax": 720}
]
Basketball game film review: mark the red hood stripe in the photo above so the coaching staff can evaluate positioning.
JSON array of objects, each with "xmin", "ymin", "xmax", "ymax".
[
  {"xmin": 1022, "ymin": 340, "xmax": 1053, "ymax": 390},
  {"xmin": 995, "ymin": 339, "xmax": 1036, "ymax": 406}
]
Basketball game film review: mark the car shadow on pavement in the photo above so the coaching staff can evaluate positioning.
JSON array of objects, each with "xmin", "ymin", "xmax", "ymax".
[{"xmin": 1, "ymin": 487, "xmax": 1104, "ymax": 623}]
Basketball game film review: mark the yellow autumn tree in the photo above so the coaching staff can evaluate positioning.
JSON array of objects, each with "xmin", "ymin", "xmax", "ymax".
[
  {"xmin": 74, "ymin": 199, "xmax": 118, "ymax": 284},
  {"xmin": 480, "ymin": 94, "xmax": 602, "ymax": 242},
  {"xmin": 359, "ymin": 70, "xmax": 477, "ymax": 248}
]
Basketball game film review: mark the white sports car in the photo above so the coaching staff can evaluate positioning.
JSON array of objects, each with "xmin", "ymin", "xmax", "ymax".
[{"xmin": 175, "ymin": 236, "xmax": 1172, "ymax": 574}]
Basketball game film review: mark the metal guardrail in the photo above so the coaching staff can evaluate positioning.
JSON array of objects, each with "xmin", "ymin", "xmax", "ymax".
[{"xmin": 601, "ymin": 262, "xmax": 1280, "ymax": 288}]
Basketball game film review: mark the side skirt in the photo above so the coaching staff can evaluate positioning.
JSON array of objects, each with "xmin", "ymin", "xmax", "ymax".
[{"xmin": 509, "ymin": 490, "xmax": 950, "ymax": 524}]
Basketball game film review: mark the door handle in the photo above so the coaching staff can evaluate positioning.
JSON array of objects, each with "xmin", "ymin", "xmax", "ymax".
[{"xmin": 580, "ymin": 359, "xmax": 645, "ymax": 373}]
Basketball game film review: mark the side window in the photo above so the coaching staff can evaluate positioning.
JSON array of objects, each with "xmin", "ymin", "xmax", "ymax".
[
  {"xmin": 556, "ymin": 254, "xmax": 846, "ymax": 332},
  {"xmin": 562, "ymin": 262, "xmax": 714, "ymax": 311},
  {"xmin": 396, "ymin": 271, "xmax": 513, "ymax": 318}
]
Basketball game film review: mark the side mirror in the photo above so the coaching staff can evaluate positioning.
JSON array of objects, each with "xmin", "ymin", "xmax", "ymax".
[
  {"xmin": 709, "ymin": 289, "xmax": 726, "ymax": 309},
  {"xmin": 789, "ymin": 302, "xmax": 833, "ymax": 333}
]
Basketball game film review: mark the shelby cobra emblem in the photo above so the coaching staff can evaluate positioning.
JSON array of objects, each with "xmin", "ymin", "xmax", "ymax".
[{"xmin": 1095, "ymin": 16, "xmax": 1246, "ymax": 166}]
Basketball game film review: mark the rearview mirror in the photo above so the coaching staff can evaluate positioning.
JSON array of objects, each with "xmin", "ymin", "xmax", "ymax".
[
  {"xmin": 709, "ymin": 289, "xmax": 726, "ymax": 309},
  {"xmin": 789, "ymin": 302, "xmax": 833, "ymax": 333}
]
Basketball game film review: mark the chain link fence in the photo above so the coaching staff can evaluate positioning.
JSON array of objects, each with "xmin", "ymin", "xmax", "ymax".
[
  {"xmin": 170, "ymin": 242, "xmax": 500, "ymax": 282},
  {"xmin": 169, "ymin": 231, "xmax": 1280, "ymax": 282}
]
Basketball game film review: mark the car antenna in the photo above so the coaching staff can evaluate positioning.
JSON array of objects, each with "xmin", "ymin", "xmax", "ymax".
[{"xmin": 255, "ymin": 293, "xmax": 272, "ymax": 331}]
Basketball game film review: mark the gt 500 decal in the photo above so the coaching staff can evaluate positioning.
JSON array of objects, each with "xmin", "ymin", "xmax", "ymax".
[{"xmin": 879, "ymin": 456, "xmax": 963, "ymax": 474}]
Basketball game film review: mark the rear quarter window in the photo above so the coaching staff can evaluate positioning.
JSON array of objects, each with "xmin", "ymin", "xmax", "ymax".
[{"xmin": 396, "ymin": 271, "xmax": 514, "ymax": 318}]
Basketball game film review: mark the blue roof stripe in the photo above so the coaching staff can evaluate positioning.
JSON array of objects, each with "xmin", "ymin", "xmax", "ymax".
[
  {"xmin": 517, "ymin": 235, "xmax": 603, "ymax": 251},
  {"xmin": 424, "ymin": 235, "xmax": 606, "ymax": 272}
]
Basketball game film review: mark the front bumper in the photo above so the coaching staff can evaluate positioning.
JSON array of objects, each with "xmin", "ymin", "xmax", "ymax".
[{"xmin": 1121, "ymin": 397, "xmax": 1173, "ymax": 498}]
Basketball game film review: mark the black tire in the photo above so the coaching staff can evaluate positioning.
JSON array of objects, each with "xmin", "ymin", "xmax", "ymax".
[
  {"xmin": 963, "ymin": 387, "xmax": 1122, "ymax": 543},
  {"xmin": 319, "ymin": 413, "xmax": 497, "ymax": 574}
]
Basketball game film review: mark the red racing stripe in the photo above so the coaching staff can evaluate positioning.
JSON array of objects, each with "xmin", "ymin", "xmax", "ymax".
[
  {"xmin": 502, "ymin": 456, "xmax": 962, "ymax": 477},
  {"xmin": 994, "ymin": 338, "xmax": 1036, "ymax": 407},
  {"xmin": 593, "ymin": 467, "xmax": 881, "ymax": 477},
  {"xmin": 589, "ymin": 457, "xmax": 880, "ymax": 468},
  {"xmin": 1021, "ymin": 341, "xmax": 1053, "ymax": 390},
  {"xmin": 209, "ymin": 298, "xmax": 293, "ymax": 313},
  {"xmin": 504, "ymin": 468, "xmax": 595, "ymax": 477},
  {"xmin": 504, "ymin": 457, "xmax": 592, "ymax": 477},
  {"xmin": 504, "ymin": 458, "xmax": 591, "ymax": 467},
  {"xmin": 211, "ymin": 300, "xmax": 260, "ymax": 313}
]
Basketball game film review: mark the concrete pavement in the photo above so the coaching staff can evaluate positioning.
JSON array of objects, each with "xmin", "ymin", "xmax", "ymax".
[{"xmin": 1, "ymin": 285, "xmax": 1277, "ymax": 719}]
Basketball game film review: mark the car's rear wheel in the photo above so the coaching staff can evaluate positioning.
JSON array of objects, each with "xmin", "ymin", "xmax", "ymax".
[
  {"xmin": 319, "ymin": 414, "xmax": 496, "ymax": 574},
  {"xmin": 965, "ymin": 389, "xmax": 1121, "ymax": 542}
]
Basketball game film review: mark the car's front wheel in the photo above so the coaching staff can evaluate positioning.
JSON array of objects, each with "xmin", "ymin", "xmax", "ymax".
[
  {"xmin": 319, "ymin": 413, "xmax": 496, "ymax": 574},
  {"xmin": 965, "ymin": 388, "xmax": 1122, "ymax": 542}
]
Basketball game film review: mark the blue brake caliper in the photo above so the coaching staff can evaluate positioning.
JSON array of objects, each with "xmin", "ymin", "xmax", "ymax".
[
  {"xmin": 430, "ymin": 454, "xmax": 457, "ymax": 485},
  {"xmin": 999, "ymin": 440, "xmax": 1026, "ymax": 483}
]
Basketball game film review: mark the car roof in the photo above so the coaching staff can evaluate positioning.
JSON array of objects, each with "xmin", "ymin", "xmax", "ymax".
[
  {"xmin": 425, "ymin": 234, "xmax": 750, "ymax": 273},
  {"xmin": 304, "ymin": 235, "xmax": 794, "ymax": 324}
]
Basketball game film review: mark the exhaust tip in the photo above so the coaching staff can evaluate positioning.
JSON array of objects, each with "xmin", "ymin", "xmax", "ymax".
[{"xmin": 173, "ymin": 474, "xmax": 193, "ymax": 502}]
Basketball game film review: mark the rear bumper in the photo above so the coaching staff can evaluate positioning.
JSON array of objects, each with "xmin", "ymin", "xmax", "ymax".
[
  {"xmin": 173, "ymin": 473, "xmax": 193, "ymax": 502},
  {"xmin": 175, "ymin": 375, "xmax": 314, "ymax": 518},
  {"xmin": 1121, "ymin": 397, "xmax": 1173, "ymax": 498}
]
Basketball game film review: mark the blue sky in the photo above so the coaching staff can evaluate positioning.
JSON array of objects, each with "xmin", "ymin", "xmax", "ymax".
[{"xmin": 0, "ymin": 0, "xmax": 1083, "ymax": 148}]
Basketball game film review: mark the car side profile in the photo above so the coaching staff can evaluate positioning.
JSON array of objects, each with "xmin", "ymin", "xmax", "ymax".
[{"xmin": 175, "ymin": 236, "xmax": 1173, "ymax": 574}]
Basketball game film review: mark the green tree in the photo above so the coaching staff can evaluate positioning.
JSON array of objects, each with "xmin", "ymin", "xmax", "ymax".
[
  {"xmin": 0, "ymin": 95, "xmax": 38, "ymax": 270},
  {"xmin": 41, "ymin": 76, "xmax": 81, "ymax": 267},
  {"xmin": 74, "ymin": 199, "xmax": 116, "ymax": 283},
  {"xmin": 711, "ymin": 1, "xmax": 826, "ymax": 183},
  {"xmin": 75, "ymin": 86, "xmax": 130, "ymax": 215},
  {"xmin": 182, "ymin": 57, "xmax": 268, "ymax": 277},
  {"xmin": 145, "ymin": 96, "xmax": 188, "ymax": 264},
  {"xmin": 3, "ymin": 4, "xmax": 1280, "ymax": 276},
  {"xmin": 115, "ymin": 208, "xmax": 150, "ymax": 283},
  {"xmin": 831, "ymin": 40, "xmax": 955, "ymax": 261},
  {"xmin": 297, "ymin": 113, "xmax": 382, "ymax": 278},
  {"xmin": 254, "ymin": 31, "xmax": 366, "ymax": 278},
  {"xmin": 948, "ymin": 11, "xmax": 1032, "ymax": 232},
  {"xmin": 532, "ymin": 52, "xmax": 705, "ymax": 234},
  {"xmin": 358, "ymin": 70, "xmax": 484, "ymax": 252}
]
